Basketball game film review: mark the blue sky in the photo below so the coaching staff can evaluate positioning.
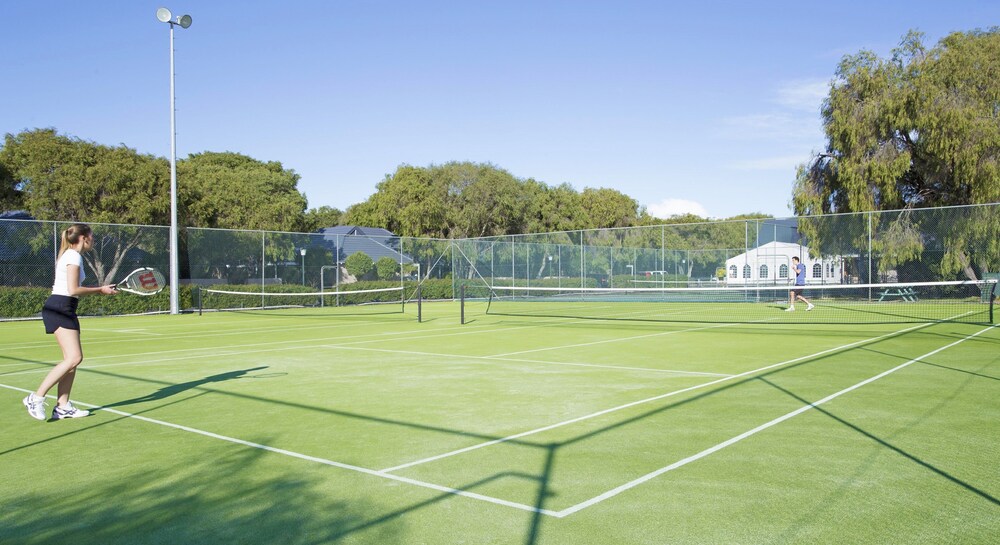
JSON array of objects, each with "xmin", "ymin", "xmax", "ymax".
[{"xmin": 3, "ymin": 1, "xmax": 998, "ymax": 220}]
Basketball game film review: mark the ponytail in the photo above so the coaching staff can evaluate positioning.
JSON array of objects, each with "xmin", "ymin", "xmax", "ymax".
[{"xmin": 58, "ymin": 223, "xmax": 93, "ymax": 258}]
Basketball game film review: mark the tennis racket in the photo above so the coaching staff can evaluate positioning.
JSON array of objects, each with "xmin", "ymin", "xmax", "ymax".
[{"xmin": 113, "ymin": 267, "xmax": 166, "ymax": 295}]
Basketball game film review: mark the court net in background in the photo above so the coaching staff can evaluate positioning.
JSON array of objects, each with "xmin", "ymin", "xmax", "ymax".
[
  {"xmin": 198, "ymin": 286, "xmax": 415, "ymax": 318},
  {"xmin": 463, "ymin": 280, "xmax": 996, "ymax": 324}
]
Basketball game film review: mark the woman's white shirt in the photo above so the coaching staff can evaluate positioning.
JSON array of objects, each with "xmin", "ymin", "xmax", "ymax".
[{"xmin": 53, "ymin": 249, "xmax": 85, "ymax": 297}]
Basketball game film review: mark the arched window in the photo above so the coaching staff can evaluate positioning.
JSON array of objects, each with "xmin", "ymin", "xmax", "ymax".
[
  {"xmin": 729, "ymin": 265, "xmax": 737, "ymax": 278},
  {"xmin": 742, "ymin": 265, "xmax": 751, "ymax": 279},
  {"xmin": 812, "ymin": 263, "xmax": 822, "ymax": 278},
  {"xmin": 779, "ymin": 264, "xmax": 789, "ymax": 278},
  {"xmin": 759, "ymin": 264, "xmax": 769, "ymax": 279}
]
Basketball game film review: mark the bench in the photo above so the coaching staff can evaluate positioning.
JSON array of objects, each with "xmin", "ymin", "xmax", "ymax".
[{"xmin": 878, "ymin": 287, "xmax": 918, "ymax": 302}]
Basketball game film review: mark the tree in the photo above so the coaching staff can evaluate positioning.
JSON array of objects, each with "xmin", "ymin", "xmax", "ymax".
[
  {"xmin": 343, "ymin": 165, "xmax": 450, "ymax": 237},
  {"xmin": 792, "ymin": 28, "xmax": 1000, "ymax": 279},
  {"xmin": 304, "ymin": 206, "xmax": 344, "ymax": 231},
  {"xmin": 179, "ymin": 152, "xmax": 308, "ymax": 231},
  {"xmin": 578, "ymin": 187, "xmax": 641, "ymax": 228},
  {"xmin": 528, "ymin": 181, "xmax": 588, "ymax": 233},
  {"xmin": 448, "ymin": 164, "xmax": 533, "ymax": 238}
]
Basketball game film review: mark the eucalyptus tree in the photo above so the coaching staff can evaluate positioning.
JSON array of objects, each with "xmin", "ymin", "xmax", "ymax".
[{"xmin": 793, "ymin": 29, "xmax": 1000, "ymax": 279}]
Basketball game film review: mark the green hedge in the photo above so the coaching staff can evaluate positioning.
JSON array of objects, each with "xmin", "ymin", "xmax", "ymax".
[{"xmin": 0, "ymin": 285, "xmax": 197, "ymax": 319}]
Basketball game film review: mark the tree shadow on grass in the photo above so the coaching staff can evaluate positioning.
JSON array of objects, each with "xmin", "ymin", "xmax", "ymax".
[
  {"xmin": 0, "ymin": 442, "xmax": 392, "ymax": 545},
  {"xmin": 1, "ymin": 420, "xmax": 555, "ymax": 545}
]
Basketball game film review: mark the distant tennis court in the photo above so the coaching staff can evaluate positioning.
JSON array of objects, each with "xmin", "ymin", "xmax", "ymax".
[{"xmin": 2, "ymin": 295, "xmax": 998, "ymax": 544}]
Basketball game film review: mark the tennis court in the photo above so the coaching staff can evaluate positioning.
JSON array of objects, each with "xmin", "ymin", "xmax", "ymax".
[{"xmin": 2, "ymin": 298, "xmax": 998, "ymax": 544}]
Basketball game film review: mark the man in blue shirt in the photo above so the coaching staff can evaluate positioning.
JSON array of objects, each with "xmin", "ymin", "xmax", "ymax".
[{"xmin": 787, "ymin": 256, "xmax": 814, "ymax": 312}]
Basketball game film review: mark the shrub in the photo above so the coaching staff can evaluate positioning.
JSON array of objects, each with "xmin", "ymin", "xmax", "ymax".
[
  {"xmin": 375, "ymin": 257, "xmax": 399, "ymax": 281},
  {"xmin": 345, "ymin": 252, "xmax": 374, "ymax": 280}
]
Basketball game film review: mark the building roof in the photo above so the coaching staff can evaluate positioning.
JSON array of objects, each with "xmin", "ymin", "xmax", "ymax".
[
  {"xmin": 315, "ymin": 226, "xmax": 413, "ymax": 264},
  {"xmin": 317, "ymin": 225, "xmax": 395, "ymax": 237}
]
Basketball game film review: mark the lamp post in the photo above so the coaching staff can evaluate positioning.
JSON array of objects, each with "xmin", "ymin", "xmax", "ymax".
[
  {"xmin": 300, "ymin": 248, "xmax": 307, "ymax": 286},
  {"xmin": 156, "ymin": 7, "xmax": 191, "ymax": 315}
]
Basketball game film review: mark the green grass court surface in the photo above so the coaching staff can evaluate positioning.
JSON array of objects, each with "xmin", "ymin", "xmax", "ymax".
[{"xmin": 2, "ymin": 301, "xmax": 998, "ymax": 544}]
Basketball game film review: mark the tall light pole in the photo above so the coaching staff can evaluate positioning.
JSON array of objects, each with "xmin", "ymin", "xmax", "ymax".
[{"xmin": 156, "ymin": 7, "xmax": 191, "ymax": 315}]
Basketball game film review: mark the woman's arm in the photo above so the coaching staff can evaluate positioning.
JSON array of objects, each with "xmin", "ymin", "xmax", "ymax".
[{"xmin": 65, "ymin": 264, "xmax": 117, "ymax": 296}]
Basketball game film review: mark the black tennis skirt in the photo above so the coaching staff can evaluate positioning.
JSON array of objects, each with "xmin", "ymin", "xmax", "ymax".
[{"xmin": 42, "ymin": 294, "xmax": 80, "ymax": 334}]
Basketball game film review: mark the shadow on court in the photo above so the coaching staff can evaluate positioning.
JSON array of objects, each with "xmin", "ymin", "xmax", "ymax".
[
  {"xmin": 96, "ymin": 366, "xmax": 269, "ymax": 410},
  {"xmin": 758, "ymin": 376, "xmax": 998, "ymax": 507},
  {"xmin": 0, "ymin": 444, "xmax": 388, "ymax": 545}
]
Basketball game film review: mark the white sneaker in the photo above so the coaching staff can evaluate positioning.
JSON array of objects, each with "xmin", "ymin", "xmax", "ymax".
[
  {"xmin": 52, "ymin": 402, "xmax": 90, "ymax": 420},
  {"xmin": 785, "ymin": 306, "xmax": 795, "ymax": 312},
  {"xmin": 807, "ymin": 303, "xmax": 814, "ymax": 311},
  {"xmin": 23, "ymin": 394, "xmax": 47, "ymax": 421}
]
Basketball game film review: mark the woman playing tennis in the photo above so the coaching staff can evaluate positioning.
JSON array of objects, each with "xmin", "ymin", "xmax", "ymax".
[{"xmin": 23, "ymin": 223, "xmax": 118, "ymax": 421}]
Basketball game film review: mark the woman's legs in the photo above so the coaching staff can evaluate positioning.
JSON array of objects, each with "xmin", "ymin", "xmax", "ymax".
[{"xmin": 35, "ymin": 327, "xmax": 83, "ymax": 407}]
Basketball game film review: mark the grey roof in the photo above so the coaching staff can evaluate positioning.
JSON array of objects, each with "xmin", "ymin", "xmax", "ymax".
[
  {"xmin": 318, "ymin": 225, "xmax": 395, "ymax": 237},
  {"xmin": 316, "ymin": 226, "xmax": 413, "ymax": 264}
]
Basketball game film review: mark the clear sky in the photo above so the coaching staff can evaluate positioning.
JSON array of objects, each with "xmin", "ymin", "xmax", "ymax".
[{"xmin": 3, "ymin": 1, "xmax": 997, "ymax": 220}]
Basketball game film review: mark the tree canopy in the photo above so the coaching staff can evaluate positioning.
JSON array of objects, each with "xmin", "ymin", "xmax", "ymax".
[
  {"xmin": 792, "ymin": 29, "xmax": 1000, "ymax": 279},
  {"xmin": 343, "ymin": 161, "xmax": 651, "ymax": 237},
  {"xmin": 0, "ymin": 129, "xmax": 170, "ymax": 224},
  {"xmin": 0, "ymin": 129, "xmax": 309, "ymax": 231},
  {"xmin": 793, "ymin": 28, "xmax": 1000, "ymax": 214},
  {"xmin": 179, "ymin": 151, "xmax": 307, "ymax": 231}
]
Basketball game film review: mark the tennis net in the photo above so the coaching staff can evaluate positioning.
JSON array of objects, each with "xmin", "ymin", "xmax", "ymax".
[
  {"xmin": 198, "ymin": 286, "xmax": 414, "ymax": 317},
  {"xmin": 464, "ymin": 280, "xmax": 996, "ymax": 324}
]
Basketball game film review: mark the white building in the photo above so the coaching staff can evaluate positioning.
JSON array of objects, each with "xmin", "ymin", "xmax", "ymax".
[{"xmin": 724, "ymin": 241, "xmax": 844, "ymax": 285}]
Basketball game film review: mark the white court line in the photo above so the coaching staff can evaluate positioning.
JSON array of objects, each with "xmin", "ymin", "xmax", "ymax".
[
  {"xmin": 379, "ymin": 321, "xmax": 934, "ymax": 473},
  {"xmin": 0, "ymin": 383, "xmax": 559, "ymax": 517},
  {"xmin": 554, "ymin": 322, "xmax": 999, "ymax": 517}
]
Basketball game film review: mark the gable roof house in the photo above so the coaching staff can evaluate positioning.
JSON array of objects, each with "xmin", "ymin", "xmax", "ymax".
[{"xmin": 316, "ymin": 226, "xmax": 413, "ymax": 265}]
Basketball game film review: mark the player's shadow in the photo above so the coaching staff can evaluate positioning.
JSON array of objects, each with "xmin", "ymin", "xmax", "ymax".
[{"xmin": 97, "ymin": 366, "xmax": 269, "ymax": 410}]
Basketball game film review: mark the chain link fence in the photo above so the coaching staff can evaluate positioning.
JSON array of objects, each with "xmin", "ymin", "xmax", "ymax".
[{"xmin": 2, "ymin": 203, "xmax": 997, "ymax": 319}]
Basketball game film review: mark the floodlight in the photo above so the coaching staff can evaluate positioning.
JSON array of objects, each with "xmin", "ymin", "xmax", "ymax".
[
  {"xmin": 156, "ymin": 7, "xmax": 172, "ymax": 22},
  {"xmin": 178, "ymin": 14, "xmax": 192, "ymax": 28}
]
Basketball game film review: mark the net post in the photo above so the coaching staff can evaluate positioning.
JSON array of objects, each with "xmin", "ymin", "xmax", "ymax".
[
  {"xmin": 197, "ymin": 286, "xmax": 202, "ymax": 316},
  {"xmin": 990, "ymin": 285, "xmax": 996, "ymax": 324},
  {"xmin": 461, "ymin": 284, "xmax": 466, "ymax": 325},
  {"xmin": 417, "ymin": 284, "xmax": 422, "ymax": 323}
]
